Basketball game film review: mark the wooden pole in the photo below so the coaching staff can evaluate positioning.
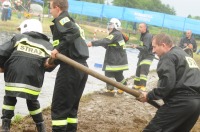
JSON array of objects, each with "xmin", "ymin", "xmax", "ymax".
[{"xmin": 54, "ymin": 53, "xmax": 161, "ymax": 109}]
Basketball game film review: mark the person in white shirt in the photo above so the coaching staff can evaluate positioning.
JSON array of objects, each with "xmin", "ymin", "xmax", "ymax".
[{"xmin": 1, "ymin": 0, "xmax": 11, "ymax": 21}]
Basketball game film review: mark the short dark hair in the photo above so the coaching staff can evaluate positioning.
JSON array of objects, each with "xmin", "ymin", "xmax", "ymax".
[
  {"xmin": 50, "ymin": 0, "xmax": 68, "ymax": 11},
  {"xmin": 153, "ymin": 33, "xmax": 173, "ymax": 47}
]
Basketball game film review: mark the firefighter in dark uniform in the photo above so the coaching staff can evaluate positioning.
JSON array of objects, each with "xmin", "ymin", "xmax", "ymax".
[
  {"xmin": 132, "ymin": 23, "xmax": 154, "ymax": 91},
  {"xmin": 0, "ymin": 19, "xmax": 54, "ymax": 132},
  {"xmin": 49, "ymin": 0, "xmax": 89, "ymax": 131},
  {"xmin": 138, "ymin": 33, "xmax": 200, "ymax": 132},
  {"xmin": 179, "ymin": 30, "xmax": 197, "ymax": 57},
  {"xmin": 87, "ymin": 18, "xmax": 129, "ymax": 94}
]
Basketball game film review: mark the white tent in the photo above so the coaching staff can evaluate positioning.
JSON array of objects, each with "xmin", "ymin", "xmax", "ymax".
[{"xmin": 30, "ymin": 3, "xmax": 43, "ymax": 14}]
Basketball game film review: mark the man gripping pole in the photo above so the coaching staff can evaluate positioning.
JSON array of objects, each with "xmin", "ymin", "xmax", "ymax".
[{"xmin": 49, "ymin": 53, "xmax": 161, "ymax": 109}]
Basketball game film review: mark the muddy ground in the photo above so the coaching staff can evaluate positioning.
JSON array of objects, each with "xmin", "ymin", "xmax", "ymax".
[{"xmin": 1, "ymin": 72, "xmax": 199, "ymax": 132}]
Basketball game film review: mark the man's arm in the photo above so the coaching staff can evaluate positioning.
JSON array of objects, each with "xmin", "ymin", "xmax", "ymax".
[
  {"xmin": 138, "ymin": 57, "xmax": 176, "ymax": 102},
  {"xmin": 88, "ymin": 34, "xmax": 116, "ymax": 49},
  {"xmin": 134, "ymin": 34, "xmax": 152, "ymax": 52},
  {"xmin": 191, "ymin": 37, "xmax": 197, "ymax": 52},
  {"xmin": 54, "ymin": 17, "xmax": 80, "ymax": 52}
]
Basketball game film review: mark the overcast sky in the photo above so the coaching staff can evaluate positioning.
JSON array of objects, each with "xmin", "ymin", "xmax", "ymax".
[{"xmin": 161, "ymin": 0, "xmax": 199, "ymax": 17}]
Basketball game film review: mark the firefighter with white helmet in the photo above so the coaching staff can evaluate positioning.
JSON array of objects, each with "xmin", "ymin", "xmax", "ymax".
[
  {"xmin": 18, "ymin": 19, "xmax": 43, "ymax": 34},
  {"xmin": 107, "ymin": 18, "xmax": 121, "ymax": 31},
  {"xmin": 87, "ymin": 18, "xmax": 129, "ymax": 95},
  {"xmin": 0, "ymin": 19, "xmax": 54, "ymax": 132}
]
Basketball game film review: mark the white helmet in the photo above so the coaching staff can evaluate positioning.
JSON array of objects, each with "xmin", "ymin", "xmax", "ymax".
[
  {"xmin": 18, "ymin": 19, "xmax": 43, "ymax": 34},
  {"xmin": 107, "ymin": 18, "xmax": 121, "ymax": 30}
]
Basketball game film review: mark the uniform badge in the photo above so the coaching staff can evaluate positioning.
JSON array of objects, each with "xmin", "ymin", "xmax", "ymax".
[
  {"xmin": 59, "ymin": 17, "xmax": 70, "ymax": 26},
  {"xmin": 106, "ymin": 35, "xmax": 114, "ymax": 40}
]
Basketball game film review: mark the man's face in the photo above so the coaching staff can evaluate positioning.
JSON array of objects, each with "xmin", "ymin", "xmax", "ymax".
[
  {"xmin": 138, "ymin": 24, "xmax": 146, "ymax": 33},
  {"xmin": 186, "ymin": 31, "xmax": 191, "ymax": 38},
  {"xmin": 107, "ymin": 22, "xmax": 114, "ymax": 33},
  {"xmin": 152, "ymin": 39, "xmax": 166, "ymax": 58},
  {"xmin": 49, "ymin": 2, "xmax": 59, "ymax": 18}
]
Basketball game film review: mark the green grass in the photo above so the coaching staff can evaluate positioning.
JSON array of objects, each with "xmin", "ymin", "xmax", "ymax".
[
  {"xmin": 0, "ymin": 12, "xmax": 53, "ymax": 34},
  {"xmin": 12, "ymin": 114, "xmax": 23, "ymax": 124},
  {"xmin": 193, "ymin": 53, "xmax": 200, "ymax": 67}
]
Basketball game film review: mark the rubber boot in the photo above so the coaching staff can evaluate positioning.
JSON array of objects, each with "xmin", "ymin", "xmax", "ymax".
[
  {"xmin": 1, "ymin": 118, "xmax": 11, "ymax": 132},
  {"xmin": 106, "ymin": 83, "xmax": 115, "ymax": 91},
  {"xmin": 132, "ymin": 85, "xmax": 141, "ymax": 89},
  {"xmin": 140, "ymin": 86, "xmax": 147, "ymax": 92},
  {"xmin": 103, "ymin": 83, "xmax": 116, "ymax": 96},
  {"xmin": 117, "ymin": 89, "xmax": 124, "ymax": 94},
  {"xmin": 36, "ymin": 122, "xmax": 46, "ymax": 132}
]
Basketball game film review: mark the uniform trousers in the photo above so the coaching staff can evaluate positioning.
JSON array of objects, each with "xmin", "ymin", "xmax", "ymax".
[
  {"xmin": 143, "ymin": 96, "xmax": 200, "ymax": 132},
  {"xmin": 51, "ymin": 61, "xmax": 88, "ymax": 132},
  {"xmin": 2, "ymin": 95, "xmax": 43, "ymax": 123}
]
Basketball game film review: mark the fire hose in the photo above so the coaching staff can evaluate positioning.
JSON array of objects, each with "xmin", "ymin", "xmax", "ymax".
[{"xmin": 50, "ymin": 53, "xmax": 161, "ymax": 109}]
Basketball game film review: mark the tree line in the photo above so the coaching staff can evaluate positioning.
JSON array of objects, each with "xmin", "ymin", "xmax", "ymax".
[{"xmin": 81, "ymin": 0, "xmax": 199, "ymax": 19}]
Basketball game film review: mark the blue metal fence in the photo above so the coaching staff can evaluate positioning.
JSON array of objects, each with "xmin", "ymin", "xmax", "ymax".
[{"xmin": 68, "ymin": 0, "xmax": 200, "ymax": 35}]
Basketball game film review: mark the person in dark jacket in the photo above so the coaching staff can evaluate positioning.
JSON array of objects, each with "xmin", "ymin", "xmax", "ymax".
[
  {"xmin": 49, "ymin": 0, "xmax": 89, "ymax": 131},
  {"xmin": 0, "ymin": 19, "xmax": 54, "ymax": 132},
  {"xmin": 87, "ymin": 18, "xmax": 129, "ymax": 95},
  {"xmin": 179, "ymin": 30, "xmax": 197, "ymax": 57},
  {"xmin": 137, "ymin": 33, "xmax": 200, "ymax": 132},
  {"xmin": 132, "ymin": 23, "xmax": 154, "ymax": 91}
]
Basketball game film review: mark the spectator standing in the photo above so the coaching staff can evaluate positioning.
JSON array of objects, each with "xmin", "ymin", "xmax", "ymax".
[
  {"xmin": 1, "ymin": 0, "xmax": 11, "ymax": 21},
  {"xmin": 14, "ymin": 0, "xmax": 23, "ymax": 19},
  {"xmin": 179, "ymin": 30, "xmax": 197, "ymax": 57}
]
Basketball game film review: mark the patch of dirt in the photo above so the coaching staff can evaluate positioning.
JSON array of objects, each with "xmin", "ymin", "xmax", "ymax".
[{"xmin": 1, "ymin": 72, "xmax": 200, "ymax": 132}]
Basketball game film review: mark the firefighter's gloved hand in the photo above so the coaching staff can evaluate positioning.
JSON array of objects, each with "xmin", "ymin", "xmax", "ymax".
[{"xmin": 136, "ymin": 92, "xmax": 148, "ymax": 102}]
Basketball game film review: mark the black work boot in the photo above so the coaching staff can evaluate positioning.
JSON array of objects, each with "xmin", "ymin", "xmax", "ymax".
[
  {"xmin": 1, "ymin": 118, "xmax": 11, "ymax": 132},
  {"xmin": 36, "ymin": 122, "xmax": 46, "ymax": 132}
]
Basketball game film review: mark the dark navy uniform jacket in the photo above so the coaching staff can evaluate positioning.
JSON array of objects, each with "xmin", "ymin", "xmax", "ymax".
[
  {"xmin": 148, "ymin": 46, "xmax": 200, "ymax": 102},
  {"xmin": 0, "ymin": 32, "xmax": 53, "ymax": 100},
  {"xmin": 92, "ymin": 29, "xmax": 128, "ymax": 71}
]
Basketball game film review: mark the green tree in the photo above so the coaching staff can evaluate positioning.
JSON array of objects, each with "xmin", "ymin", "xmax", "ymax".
[
  {"xmin": 188, "ymin": 15, "xmax": 200, "ymax": 20},
  {"xmin": 113, "ymin": 0, "xmax": 175, "ymax": 15},
  {"xmin": 188, "ymin": 14, "xmax": 192, "ymax": 18},
  {"xmin": 194, "ymin": 16, "xmax": 200, "ymax": 20}
]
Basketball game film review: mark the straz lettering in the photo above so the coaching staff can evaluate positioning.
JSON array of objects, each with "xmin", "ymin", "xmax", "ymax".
[{"xmin": 17, "ymin": 43, "xmax": 45, "ymax": 57}]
